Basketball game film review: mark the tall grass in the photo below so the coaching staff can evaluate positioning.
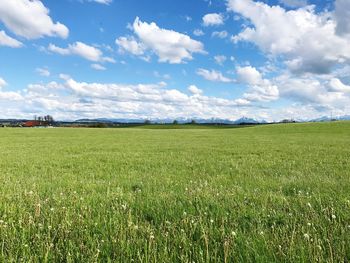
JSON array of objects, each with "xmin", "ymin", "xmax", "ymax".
[{"xmin": 0, "ymin": 122, "xmax": 349, "ymax": 262}]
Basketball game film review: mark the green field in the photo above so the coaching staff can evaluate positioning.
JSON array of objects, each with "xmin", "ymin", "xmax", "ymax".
[{"xmin": 0, "ymin": 122, "xmax": 349, "ymax": 262}]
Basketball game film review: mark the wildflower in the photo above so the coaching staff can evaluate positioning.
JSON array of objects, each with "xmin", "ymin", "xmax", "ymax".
[
  {"xmin": 50, "ymin": 208, "xmax": 54, "ymax": 212},
  {"xmin": 231, "ymin": 231, "xmax": 237, "ymax": 237},
  {"xmin": 331, "ymin": 214, "xmax": 336, "ymax": 220},
  {"xmin": 259, "ymin": 231, "xmax": 264, "ymax": 235},
  {"xmin": 150, "ymin": 234, "xmax": 155, "ymax": 240},
  {"xmin": 307, "ymin": 203, "xmax": 312, "ymax": 208},
  {"xmin": 307, "ymin": 222, "xmax": 311, "ymax": 226},
  {"xmin": 303, "ymin": 233, "xmax": 310, "ymax": 240},
  {"xmin": 210, "ymin": 219, "xmax": 214, "ymax": 223}
]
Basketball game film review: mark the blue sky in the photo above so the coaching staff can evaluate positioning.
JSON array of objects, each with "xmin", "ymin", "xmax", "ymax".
[{"xmin": 0, "ymin": 0, "xmax": 350, "ymax": 121}]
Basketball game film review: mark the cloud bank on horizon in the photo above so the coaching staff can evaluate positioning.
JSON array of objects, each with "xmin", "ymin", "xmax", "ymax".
[{"xmin": 0, "ymin": 0, "xmax": 350, "ymax": 121}]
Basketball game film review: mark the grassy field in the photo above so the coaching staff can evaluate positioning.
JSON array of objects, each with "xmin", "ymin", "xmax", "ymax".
[{"xmin": 0, "ymin": 122, "xmax": 349, "ymax": 262}]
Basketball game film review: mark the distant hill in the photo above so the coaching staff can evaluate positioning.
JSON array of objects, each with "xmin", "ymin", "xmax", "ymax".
[{"xmin": 74, "ymin": 117, "xmax": 266, "ymax": 125}]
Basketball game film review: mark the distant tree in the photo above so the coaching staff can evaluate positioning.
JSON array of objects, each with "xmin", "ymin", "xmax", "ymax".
[
  {"xmin": 173, "ymin": 120, "xmax": 178, "ymax": 125},
  {"xmin": 144, "ymin": 119, "xmax": 151, "ymax": 125},
  {"xmin": 94, "ymin": 122, "xmax": 108, "ymax": 128},
  {"xmin": 191, "ymin": 119, "xmax": 197, "ymax": 124}
]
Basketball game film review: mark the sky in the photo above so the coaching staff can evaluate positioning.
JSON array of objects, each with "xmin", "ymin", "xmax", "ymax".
[{"xmin": 0, "ymin": 0, "xmax": 350, "ymax": 121}]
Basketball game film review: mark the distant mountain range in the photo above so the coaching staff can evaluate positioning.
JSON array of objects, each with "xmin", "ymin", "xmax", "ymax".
[
  {"xmin": 74, "ymin": 117, "xmax": 267, "ymax": 125},
  {"xmin": 75, "ymin": 115, "xmax": 350, "ymax": 124},
  {"xmin": 310, "ymin": 115, "xmax": 350, "ymax": 122},
  {"xmin": 1, "ymin": 115, "xmax": 350, "ymax": 125}
]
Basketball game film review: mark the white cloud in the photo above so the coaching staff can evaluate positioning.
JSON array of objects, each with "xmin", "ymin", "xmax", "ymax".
[
  {"xmin": 0, "ymin": 0, "xmax": 69, "ymax": 39},
  {"xmin": 335, "ymin": 0, "xmax": 350, "ymax": 36},
  {"xmin": 328, "ymin": 78, "xmax": 350, "ymax": 93},
  {"xmin": 193, "ymin": 29, "xmax": 205, "ymax": 36},
  {"xmin": 1, "ymin": 75, "xmax": 350, "ymax": 121},
  {"xmin": 0, "ymin": 30, "xmax": 23, "ymax": 48},
  {"xmin": 116, "ymin": 36, "xmax": 146, "ymax": 55},
  {"xmin": 236, "ymin": 66, "xmax": 262, "ymax": 85},
  {"xmin": 188, "ymin": 85, "xmax": 203, "ymax": 95},
  {"xmin": 212, "ymin": 30, "xmax": 228, "ymax": 39},
  {"xmin": 91, "ymin": 64, "xmax": 106, "ymax": 71},
  {"xmin": 185, "ymin": 16, "xmax": 192, "ymax": 22},
  {"xmin": 0, "ymin": 76, "xmax": 265, "ymax": 120},
  {"xmin": 202, "ymin": 13, "xmax": 224, "ymax": 26},
  {"xmin": 214, "ymin": 55, "xmax": 227, "ymax": 66},
  {"xmin": 279, "ymin": 0, "xmax": 307, "ymax": 8},
  {"xmin": 90, "ymin": 0, "xmax": 112, "ymax": 4},
  {"xmin": 36, "ymin": 68, "xmax": 50, "ymax": 77},
  {"xmin": 227, "ymin": 0, "xmax": 350, "ymax": 74},
  {"xmin": 236, "ymin": 66, "xmax": 279, "ymax": 102},
  {"xmin": 0, "ymin": 78, "xmax": 22, "ymax": 101},
  {"xmin": 153, "ymin": 71, "xmax": 171, "ymax": 79},
  {"xmin": 274, "ymin": 74, "xmax": 350, "ymax": 110},
  {"xmin": 197, "ymin": 68, "xmax": 233, "ymax": 83},
  {"xmin": 48, "ymin": 42, "xmax": 115, "ymax": 63},
  {"xmin": 0, "ymin": 91, "xmax": 23, "ymax": 101},
  {"xmin": 126, "ymin": 17, "xmax": 205, "ymax": 64},
  {"xmin": 0, "ymin": 77, "xmax": 7, "ymax": 89}
]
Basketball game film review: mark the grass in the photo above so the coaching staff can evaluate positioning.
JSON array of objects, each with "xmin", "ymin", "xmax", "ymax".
[{"xmin": 0, "ymin": 122, "xmax": 349, "ymax": 262}]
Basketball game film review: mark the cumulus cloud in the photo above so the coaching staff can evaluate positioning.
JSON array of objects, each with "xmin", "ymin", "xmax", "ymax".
[
  {"xmin": 91, "ymin": 64, "xmax": 106, "ymax": 71},
  {"xmin": 193, "ymin": 29, "xmax": 205, "ymax": 36},
  {"xmin": 227, "ymin": 0, "xmax": 350, "ymax": 74},
  {"xmin": 275, "ymin": 74, "xmax": 350, "ymax": 109},
  {"xmin": 116, "ymin": 17, "xmax": 205, "ymax": 64},
  {"xmin": 0, "ymin": 91, "xmax": 23, "ymax": 101},
  {"xmin": 202, "ymin": 13, "xmax": 224, "ymax": 26},
  {"xmin": 328, "ymin": 78, "xmax": 350, "ymax": 93},
  {"xmin": 197, "ymin": 68, "xmax": 234, "ymax": 83},
  {"xmin": 2, "ymin": 75, "xmax": 350, "ymax": 121},
  {"xmin": 116, "ymin": 36, "xmax": 146, "ymax": 55},
  {"xmin": 188, "ymin": 85, "xmax": 203, "ymax": 95},
  {"xmin": 0, "ymin": 0, "xmax": 69, "ymax": 39},
  {"xmin": 48, "ymin": 42, "xmax": 115, "ymax": 63},
  {"xmin": 279, "ymin": 0, "xmax": 307, "ymax": 8},
  {"xmin": 335, "ymin": 0, "xmax": 350, "ymax": 36},
  {"xmin": 212, "ymin": 30, "xmax": 228, "ymax": 39},
  {"xmin": 0, "ymin": 78, "xmax": 23, "ymax": 101},
  {"xmin": 214, "ymin": 55, "xmax": 227, "ymax": 66},
  {"xmin": 89, "ymin": 0, "xmax": 112, "ymax": 4},
  {"xmin": 236, "ymin": 66, "xmax": 279, "ymax": 102},
  {"xmin": 36, "ymin": 68, "xmax": 50, "ymax": 77},
  {"xmin": 0, "ymin": 30, "xmax": 23, "ymax": 48},
  {"xmin": 0, "ymin": 77, "xmax": 7, "ymax": 89},
  {"xmin": 1, "ymin": 75, "xmax": 276, "ymax": 120}
]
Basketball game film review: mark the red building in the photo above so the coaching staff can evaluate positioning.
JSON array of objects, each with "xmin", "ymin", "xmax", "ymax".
[{"xmin": 23, "ymin": 121, "xmax": 41, "ymax": 127}]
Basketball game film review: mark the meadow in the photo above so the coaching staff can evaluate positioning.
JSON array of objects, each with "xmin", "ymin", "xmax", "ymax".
[{"xmin": 0, "ymin": 122, "xmax": 349, "ymax": 262}]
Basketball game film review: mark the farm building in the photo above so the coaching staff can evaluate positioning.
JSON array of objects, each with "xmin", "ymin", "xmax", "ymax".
[{"xmin": 23, "ymin": 121, "xmax": 41, "ymax": 127}]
